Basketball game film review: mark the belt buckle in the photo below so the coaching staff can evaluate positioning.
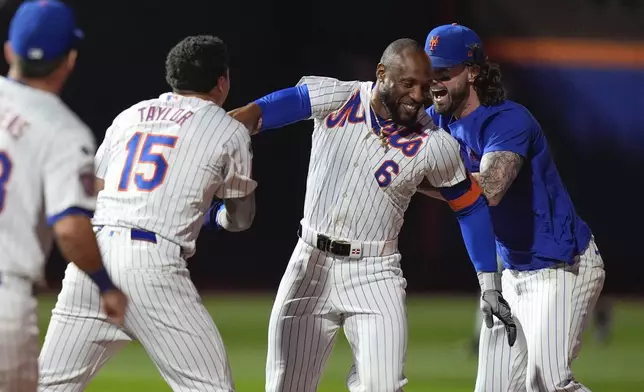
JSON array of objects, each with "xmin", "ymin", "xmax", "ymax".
[{"xmin": 329, "ymin": 239, "xmax": 350, "ymax": 257}]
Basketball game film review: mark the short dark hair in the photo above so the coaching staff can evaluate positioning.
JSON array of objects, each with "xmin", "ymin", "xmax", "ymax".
[
  {"xmin": 165, "ymin": 35, "xmax": 229, "ymax": 94},
  {"xmin": 380, "ymin": 38, "xmax": 424, "ymax": 68},
  {"xmin": 17, "ymin": 54, "xmax": 67, "ymax": 78},
  {"xmin": 472, "ymin": 60, "xmax": 507, "ymax": 106}
]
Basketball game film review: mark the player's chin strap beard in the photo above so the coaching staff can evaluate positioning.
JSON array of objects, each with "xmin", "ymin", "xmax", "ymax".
[{"xmin": 378, "ymin": 94, "xmax": 393, "ymax": 120}]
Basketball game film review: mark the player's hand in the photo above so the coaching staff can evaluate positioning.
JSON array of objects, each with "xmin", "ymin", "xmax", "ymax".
[
  {"xmin": 100, "ymin": 288, "xmax": 128, "ymax": 326},
  {"xmin": 228, "ymin": 104, "xmax": 262, "ymax": 135},
  {"xmin": 480, "ymin": 290, "xmax": 517, "ymax": 346}
]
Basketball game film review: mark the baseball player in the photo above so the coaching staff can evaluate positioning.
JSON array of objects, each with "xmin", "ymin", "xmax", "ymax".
[
  {"xmin": 0, "ymin": 1, "xmax": 127, "ymax": 391},
  {"xmin": 230, "ymin": 38, "xmax": 515, "ymax": 392},
  {"xmin": 420, "ymin": 24, "xmax": 606, "ymax": 392},
  {"xmin": 38, "ymin": 35, "xmax": 257, "ymax": 392}
]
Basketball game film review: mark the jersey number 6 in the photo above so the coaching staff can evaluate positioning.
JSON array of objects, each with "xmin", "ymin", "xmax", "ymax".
[
  {"xmin": 118, "ymin": 132, "xmax": 178, "ymax": 192},
  {"xmin": 375, "ymin": 160, "xmax": 399, "ymax": 188}
]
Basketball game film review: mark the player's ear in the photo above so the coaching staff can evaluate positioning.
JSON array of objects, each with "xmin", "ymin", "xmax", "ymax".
[
  {"xmin": 3, "ymin": 42, "xmax": 15, "ymax": 65},
  {"xmin": 216, "ymin": 69, "xmax": 230, "ymax": 92},
  {"xmin": 376, "ymin": 63, "xmax": 385, "ymax": 83},
  {"xmin": 467, "ymin": 64, "xmax": 480, "ymax": 83},
  {"xmin": 216, "ymin": 75, "xmax": 228, "ymax": 92},
  {"xmin": 65, "ymin": 50, "xmax": 78, "ymax": 72}
]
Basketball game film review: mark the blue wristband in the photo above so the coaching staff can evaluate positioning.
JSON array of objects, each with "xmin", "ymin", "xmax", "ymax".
[
  {"xmin": 203, "ymin": 200, "xmax": 225, "ymax": 231},
  {"xmin": 89, "ymin": 267, "xmax": 116, "ymax": 293}
]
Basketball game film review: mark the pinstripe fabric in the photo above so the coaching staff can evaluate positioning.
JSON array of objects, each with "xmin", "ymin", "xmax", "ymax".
[
  {"xmin": 296, "ymin": 77, "xmax": 465, "ymax": 242},
  {"xmin": 266, "ymin": 240, "xmax": 407, "ymax": 392},
  {"xmin": 265, "ymin": 77, "xmax": 468, "ymax": 392},
  {"xmin": 39, "ymin": 93, "xmax": 253, "ymax": 392},
  {"xmin": 92, "ymin": 93, "xmax": 256, "ymax": 258},
  {"xmin": 0, "ymin": 76, "xmax": 97, "ymax": 282},
  {"xmin": 39, "ymin": 227, "xmax": 234, "ymax": 392},
  {"xmin": 0, "ymin": 76, "xmax": 97, "ymax": 392},
  {"xmin": 474, "ymin": 238, "xmax": 605, "ymax": 392},
  {"xmin": 0, "ymin": 275, "xmax": 39, "ymax": 392}
]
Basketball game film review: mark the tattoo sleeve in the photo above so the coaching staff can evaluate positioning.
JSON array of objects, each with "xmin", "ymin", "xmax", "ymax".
[{"xmin": 478, "ymin": 151, "xmax": 524, "ymax": 206}]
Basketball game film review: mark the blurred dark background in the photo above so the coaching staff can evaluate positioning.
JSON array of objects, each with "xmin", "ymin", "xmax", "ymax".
[{"xmin": 1, "ymin": 0, "xmax": 641, "ymax": 295}]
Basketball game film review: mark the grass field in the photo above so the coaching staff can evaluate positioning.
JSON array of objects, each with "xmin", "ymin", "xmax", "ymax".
[{"xmin": 36, "ymin": 294, "xmax": 644, "ymax": 391}]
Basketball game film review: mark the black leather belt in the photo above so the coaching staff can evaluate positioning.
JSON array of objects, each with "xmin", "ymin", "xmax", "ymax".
[{"xmin": 297, "ymin": 224, "xmax": 351, "ymax": 256}]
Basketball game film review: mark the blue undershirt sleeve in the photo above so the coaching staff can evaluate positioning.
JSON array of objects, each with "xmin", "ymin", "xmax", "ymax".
[{"xmin": 254, "ymin": 85, "xmax": 312, "ymax": 131}]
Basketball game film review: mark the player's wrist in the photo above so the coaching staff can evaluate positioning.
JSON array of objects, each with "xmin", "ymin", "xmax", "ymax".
[
  {"xmin": 88, "ymin": 267, "xmax": 116, "ymax": 293},
  {"xmin": 477, "ymin": 271, "xmax": 502, "ymax": 292},
  {"xmin": 214, "ymin": 203, "xmax": 226, "ymax": 231},
  {"xmin": 203, "ymin": 200, "xmax": 224, "ymax": 231}
]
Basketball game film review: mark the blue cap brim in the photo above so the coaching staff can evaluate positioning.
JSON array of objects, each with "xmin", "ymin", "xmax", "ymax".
[{"xmin": 428, "ymin": 55, "xmax": 462, "ymax": 69}]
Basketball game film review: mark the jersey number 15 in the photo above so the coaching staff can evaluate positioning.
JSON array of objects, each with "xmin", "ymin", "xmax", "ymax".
[{"xmin": 118, "ymin": 132, "xmax": 178, "ymax": 192}]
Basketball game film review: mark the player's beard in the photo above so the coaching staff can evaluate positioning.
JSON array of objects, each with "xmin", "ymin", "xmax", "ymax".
[
  {"xmin": 433, "ymin": 85, "xmax": 468, "ymax": 116},
  {"xmin": 379, "ymin": 87, "xmax": 419, "ymax": 128}
]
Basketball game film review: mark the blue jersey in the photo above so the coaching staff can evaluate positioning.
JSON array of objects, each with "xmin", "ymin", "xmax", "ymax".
[{"xmin": 427, "ymin": 100, "xmax": 592, "ymax": 271}]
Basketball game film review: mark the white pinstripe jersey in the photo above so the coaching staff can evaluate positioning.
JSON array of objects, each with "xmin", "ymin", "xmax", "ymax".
[
  {"xmin": 0, "ymin": 77, "xmax": 97, "ymax": 281},
  {"xmin": 92, "ymin": 93, "xmax": 256, "ymax": 258},
  {"xmin": 298, "ymin": 76, "xmax": 466, "ymax": 242}
]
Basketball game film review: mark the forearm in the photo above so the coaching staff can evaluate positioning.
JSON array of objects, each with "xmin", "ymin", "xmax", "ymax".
[
  {"xmin": 439, "ymin": 177, "xmax": 498, "ymax": 274},
  {"xmin": 53, "ymin": 215, "xmax": 115, "ymax": 292},
  {"xmin": 254, "ymin": 85, "xmax": 312, "ymax": 131},
  {"xmin": 454, "ymin": 197, "xmax": 499, "ymax": 273}
]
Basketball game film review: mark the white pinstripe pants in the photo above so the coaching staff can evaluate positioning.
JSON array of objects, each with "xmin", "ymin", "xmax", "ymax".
[
  {"xmin": 0, "ymin": 274, "xmax": 38, "ymax": 392},
  {"xmin": 474, "ymin": 238, "xmax": 606, "ymax": 392},
  {"xmin": 266, "ymin": 239, "xmax": 408, "ymax": 392},
  {"xmin": 38, "ymin": 227, "xmax": 234, "ymax": 392}
]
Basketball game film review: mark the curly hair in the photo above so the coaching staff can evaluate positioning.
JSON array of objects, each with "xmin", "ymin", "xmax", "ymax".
[
  {"xmin": 471, "ymin": 60, "xmax": 506, "ymax": 106},
  {"xmin": 165, "ymin": 35, "xmax": 229, "ymax": 93}
]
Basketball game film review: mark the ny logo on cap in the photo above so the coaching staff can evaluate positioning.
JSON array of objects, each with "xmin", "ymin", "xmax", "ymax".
[{"xmin": 428, "ymin": 36, "xmax": 439, "ymax": 52}]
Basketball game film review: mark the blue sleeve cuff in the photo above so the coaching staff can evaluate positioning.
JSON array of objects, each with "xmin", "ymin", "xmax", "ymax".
[
  {"xmin": 254, "ymin": 85, "xmax": 312, "ymax": 131},
  {"xmin": 88, "ymin": 267, "xmax": 116, "ymax": 293},
  {"xmin": 47, "ymin": 207, "xmax": 94, "ymax": 227},
  {"xmin": 203, "ymin": 200, "xmax": 225, "ymax": 231},
  {"xmin": 454, "ymin": 195, "xmax": 498, "ymax": 272},
  {"xmin": 439, "ymin": 176, "xmax": 471, "ymax": 201}
]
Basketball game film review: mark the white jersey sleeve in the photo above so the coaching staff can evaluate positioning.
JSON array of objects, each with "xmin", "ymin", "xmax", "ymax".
[
  {"xmin": 94, "ymin": 121, "xmax": 117, "ymax": 180},
  {"xmin": 425, "ymin": 129, "xmax": 468, "ymax": 188},
  {"xmin": 43, "ymin": 129, "xmax": 97, "ymax": 225},
  {"xmin": 213, "ymin": 123, "xmax": 257, "ymax": 199},
  {"xmin": 296, "ymin": 76, "xmax": 361, "ymax": 119}
]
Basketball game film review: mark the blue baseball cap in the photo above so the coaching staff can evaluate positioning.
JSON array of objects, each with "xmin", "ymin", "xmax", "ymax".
[
  {"xmin": 424, "ymin": 23, "xmax": 485, "ymax": 68},
  {"xmin": 9, "ymin": 0, "xmax": 83, "ymax": 61}
]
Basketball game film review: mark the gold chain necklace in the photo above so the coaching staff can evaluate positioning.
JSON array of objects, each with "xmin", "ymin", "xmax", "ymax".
[{"xmin": 371, "ymin": 108, "xmax": 390, "ymax": 148}]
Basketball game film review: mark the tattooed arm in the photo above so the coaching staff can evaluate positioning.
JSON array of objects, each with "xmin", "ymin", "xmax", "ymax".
[{"xmin": 477, "ymin": 151, "xmax": 524, "ymax": 206}]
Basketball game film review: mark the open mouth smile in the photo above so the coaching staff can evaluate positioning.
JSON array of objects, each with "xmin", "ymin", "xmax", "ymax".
[{"xmin": 431, "ymin": 88, "xmax": 448, "ymax": 103}]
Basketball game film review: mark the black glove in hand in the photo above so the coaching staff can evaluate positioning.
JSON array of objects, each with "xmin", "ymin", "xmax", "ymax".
[{"xmin": 481, "ymin": 290, "xmax": 517, "ymax": 347}]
